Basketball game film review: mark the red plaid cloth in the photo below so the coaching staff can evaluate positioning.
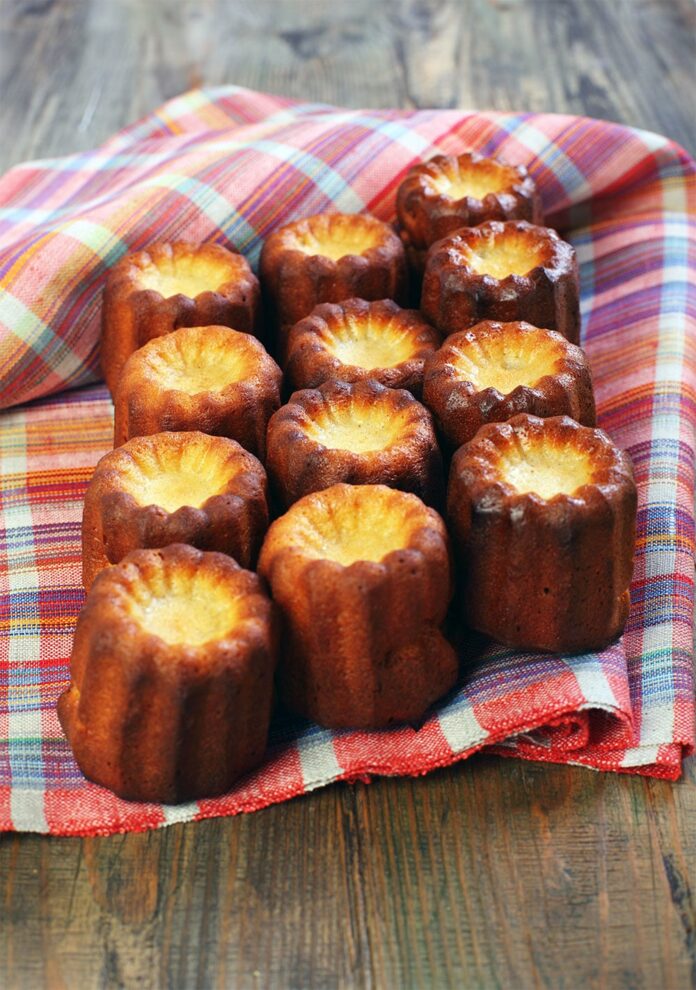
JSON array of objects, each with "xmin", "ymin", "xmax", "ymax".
[{"xmin": 0, "ymin": 88, "xmax": 694, "ymax": 835}]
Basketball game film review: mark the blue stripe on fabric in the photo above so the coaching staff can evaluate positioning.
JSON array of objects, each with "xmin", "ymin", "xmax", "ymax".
[
  {"xmin": 146, "ymin": 173, "xmax": 258, "ymax": 251},
  {"xmin": 250, "ymin": 139, "xmax": 365, "ymax": 210},
  {"xmin": 497, "ymin": 116, "xmax": 591, "ymax": 201}
]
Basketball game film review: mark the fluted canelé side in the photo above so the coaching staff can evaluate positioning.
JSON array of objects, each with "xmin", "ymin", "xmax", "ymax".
[
  {"xmin": 258, "ymin": 484, "xmax": 458, "ymax": 728},
  {"xmin": 421, "ymin": 221, "xmax": 580, "ymax": 344},
  {"xmin": 447, "ymin": 414, "xmax": 637, "ymax": 653},
  {"xmin": 101, "ymin": 241, "xmax": 260, "ymax": 395},
  {"xmin": 82, "ymin": 431, "xmax": 269, "ymax": 589},
  {"xmin": 59, "ymin": 545, "xmax": 278, "ymax": 803}
]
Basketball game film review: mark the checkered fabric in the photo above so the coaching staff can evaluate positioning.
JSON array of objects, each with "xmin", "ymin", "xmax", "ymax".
[{"xmin": 0, "ymin": 88, "xmax": 693, "ymax": 835}]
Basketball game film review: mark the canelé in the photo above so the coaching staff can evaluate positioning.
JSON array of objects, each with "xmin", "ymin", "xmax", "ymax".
[
  {"xmin": 285, "ymin": 298, "xmax": 440, "ymax": 397},
  {"xmin": 82, "ymin": 431, "xmax": 269, "ymax": 588},
  {"xmin": 260, "ymin": 212, "xmax": 408, "ymax": 356},
  {"xmin": 397, "ymin": 152, "xmax": 542, "ymax": 259},
  {"xmin": 113, "ymin": 325, "xmax": 282, "ymax": 458},
  {"xmin": 447, "ymin": 414, "xmax": 637, "ymax": 653},
  {"xmin": 58, "ymin": 544, "xmax": 277, "ymax": 803},
  {"xmin": 258, "ymin": 484, "xmax": 458, "ymax": 728},
  {"xmin": 423, "ymin": 320, "xmax": 595, "ymax": 447},
  {"xmin": 421, "ymin": 220, "xmax": 580, "ymax": 343},
  {"xmin": 102, "ymin": 241, "xmax": 260, "ymax": 395},
  {"xmin": 266, "ymin": 380, "xmax": 443, "ymax": 508}
]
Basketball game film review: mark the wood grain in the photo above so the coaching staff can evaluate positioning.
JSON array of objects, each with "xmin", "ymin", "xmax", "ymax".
[
  {"xmin": 3, "ymin": 759, "xmax": 696, "ymax": 988},
  {"xmin": 0, "ymin": 0, "xmax": 694, "ymax": 172},
  {"xmin": 1, "ymin": 1, "xmax": 695, "ymax": 988}
]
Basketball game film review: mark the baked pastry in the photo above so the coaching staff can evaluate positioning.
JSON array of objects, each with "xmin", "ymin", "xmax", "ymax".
[
  {"xmin": 58, "ymin": 544, "xmax": 277, "ymax": 803},
  {"xmin": 284, "ymin": 298, "xmax": 440, "ymax": 397},
  {"xmin": 423, "ymin": 320, "xmax": 595, "ymax": 448},
  {"xmin": 397, "ymin": 152, "xmax": 542, "ymax": 271},
  {"xmin": 266, "ymin": 380, "xmax": 443, "ymax": 508},
  {"xmin": 113, "ymin": 325, "xmax": 282, "ymax": 458},
  {"xmin": 82, "ymin": 431, "xmax": 269, "ymax": 589},
  {"xmin": 101, "ymin": 241, "xmax": 261, "ymax": 395},
  {"xmin": 421, "ymin": 221, "xmax": 580, "ymax": 344},
  {"xmin": 259, "ymin": 483, "xmax": 457, "ymax": 728},
  {"xmin": 447, "ymin": 414, "xmax": 637, "ymax": 653},
  {"xmin": 260, "ymin": 212, "xmax": 408, "ymax": 356}
]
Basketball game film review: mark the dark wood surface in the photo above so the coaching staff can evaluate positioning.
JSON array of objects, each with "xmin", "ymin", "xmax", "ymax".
[{"xmin": 1, "ymin": 1, "xmax": 695, "ymax": 988}]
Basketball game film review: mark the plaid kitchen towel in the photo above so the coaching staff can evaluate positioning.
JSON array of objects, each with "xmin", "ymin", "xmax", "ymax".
[{"xmin": 0, "ymin": 88, "xmax": 694, "ymax": 835}]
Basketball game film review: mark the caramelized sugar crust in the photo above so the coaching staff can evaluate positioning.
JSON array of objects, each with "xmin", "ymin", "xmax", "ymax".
[
  {"xmin": 423, "ymin": 321, "xmax": 596, "ymax": 447},
  {"xmin": 447, "ymin": 414, "xmax": 637, "ymax": 653},
  {"xmin": 82, "ymin": 431, "xmax": 269, "ymax": 589},
  {"xmin": 397, "ymin": 151, "xmax": 542, "ymax": 250},
  {"xmin": 285, "ymin": 298, "xmax": 441, "ymax": 397},
  {"xmin": 101, "ymin": 241, "xmax": 261, "ymax": 396},
  {"xmin": 260, "ymin": 212, "xmax": 408, "ymax": 353},
  {"xmin": 266, "ymin": 380, "xmax": 444, "ymax": 508},
  {"xmin": 258, "ymin": 484, "xmax": 457, "ymax": 728},
  {"xmin": 421, "ymin": 221, "xmax": 580, "ymax": 344},
  {"xmin": 113, "ymin": 325, "xmax": 282, "ymax": 458},
  {"xmin": 58, "ymin": 545, "xmax": 277, "ymax": 803}
]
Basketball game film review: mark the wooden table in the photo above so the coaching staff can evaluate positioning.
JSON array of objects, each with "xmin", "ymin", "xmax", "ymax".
[{"xmin": 1, "ymin": 2, "xmax": 695, "ymax": 987}]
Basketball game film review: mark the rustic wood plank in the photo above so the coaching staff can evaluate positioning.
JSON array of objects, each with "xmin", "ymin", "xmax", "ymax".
[
  {"xmin": 354, "ymin": 759, "xmax": 696, "ymax": 988},
  {"xmin": 2, "ymin": 758, "xmax": 696, "ymax": 988},
  {"xmin": 0, "ymin": 0, "xmax": 694, "ymax": 987},
  {"xmin": 0, "ymin": 0, "xmax": 693, "ymax": 174},
  {"xmin": 1, "ymin": 786, "xmax": 374, "ymax": 989}
]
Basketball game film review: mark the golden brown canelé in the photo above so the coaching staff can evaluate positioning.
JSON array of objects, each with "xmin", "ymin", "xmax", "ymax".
[
  {"xmin": 113, "ymin": 325, "xmax": 282, "ymax": 458},
  {"xmin": 258, "ymin": 484, "xmax": 457, "ymax": 728},
  {"xmin": 58, "ymin": 544, "xmax": 277, "ymax": 803},
  {"xmin": 101, "ymin": 241, "xmax": 261, "ymax": 396},
  {"xmin": 397, "ymin": 152, "xmax": 542, "ymax": 263},
  {"xmin": 447, "ymin": 414, "xmax": 637, "ymax": 653},
  {"xmin": 266, "ymin": 380, "xmax": 443, "ymax": 509},
  {"xmin": 284, "ymin": 297, "xmax": 441, "ymax": 397},
  {"xmin": 82, "ymin": 431, "xmax": 269, "ymax": 589},
  {"xmin": 422, "ymin": 320, "xmax": 596, "ymax": 448},
  {"xmin": 260, "ymin": 212, "xmax": 408, "ymax": 355},
  {"xmin": 421, "ymin": 220, "xmax": 580, "ymax": 344}
]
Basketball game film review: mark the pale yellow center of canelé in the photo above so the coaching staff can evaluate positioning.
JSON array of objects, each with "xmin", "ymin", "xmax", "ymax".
[
  {"xmin": 130, "ymin": 570, "xmax": 241, "ymax": 646},
  {"xmin": 321, "ymin": 315, "xmax": 417, "ymax": 369},
  {"xmin": 464, "ymin": 232, "xmax": 546, "ymax": 280},
  {"xmin": 288, "ymin": 490, "xmax": 414, "ymax": 566},
  {"xmin": 137, "ymin": 255, "xmax": 231, "ymax": 299},
  {"xmin": 449, "ymin": 329, "xmax": 562, "ymax": 394},
  {"xmin": 429, "ymin": 160, "xmax": 514, "ymax": 201},
  {"xmin": 292, "ymin": 221, "xmax": 381, "ymax": 262},
  {"xmin": 119, "ymin": 436, "xmax": 236, "ymax": 512},
  {"xmin": 303, "ymin": 402, "xmax": 411, "ymax": 454},
  {"xmin": 145, "ymin": 331, "xmax": 254, "ymax": 394},
  {"xmin": 134, "ymin": 471, "xmax": 225, "ymax": 513},
  {"xmin": 498, "ymin": 438, "xmax": 593, "ymax": 499}
]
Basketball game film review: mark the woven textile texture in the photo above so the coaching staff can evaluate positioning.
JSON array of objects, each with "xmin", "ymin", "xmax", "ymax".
[{"xmin": 0, "ymin": 88, "xmax": 694, "ymax": 835}]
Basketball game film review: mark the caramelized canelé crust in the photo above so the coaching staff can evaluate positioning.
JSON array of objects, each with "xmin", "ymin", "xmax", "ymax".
[
  {"xmin": 113, "ymin": 325, "xmax": 282, "ymax": 458},
  {"xmin": 260, "ymin": 212, "xmax": 408, "ymax": 352},
  {"xmin": 423, "ymin": 321, "xmax": 596, "ymax": 447},
  {"xmin": 397, "ymin": 152, "xmax": 542, "ymax": 257},
  {"xmin": 284, "ymin": 298, "xmax": 441, "ymax": 397},
  {"xmin": 101, "ymin": 241, "xmax": 261, "ymax": 395},
  {"xmin": 58, "ymin": 545, "xmax": 277, "ymax": 803},
  {"xmin": 82, "ymin": 431, "xmax": 269, "ymax": 589},
  {"xmin": 447, "ymin": 414, "xmax": 637, "ymax": 653},
  {"xmin": 421, "ymin": 221, "xmax": 580, "ymax": 344},
  {"xmin": 266, "ymin": 380, "xmax": 443, "ymax": 508},
  {"xmin": 258, "ymin": 484, "xmax": 458, "ymax": 728}
]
